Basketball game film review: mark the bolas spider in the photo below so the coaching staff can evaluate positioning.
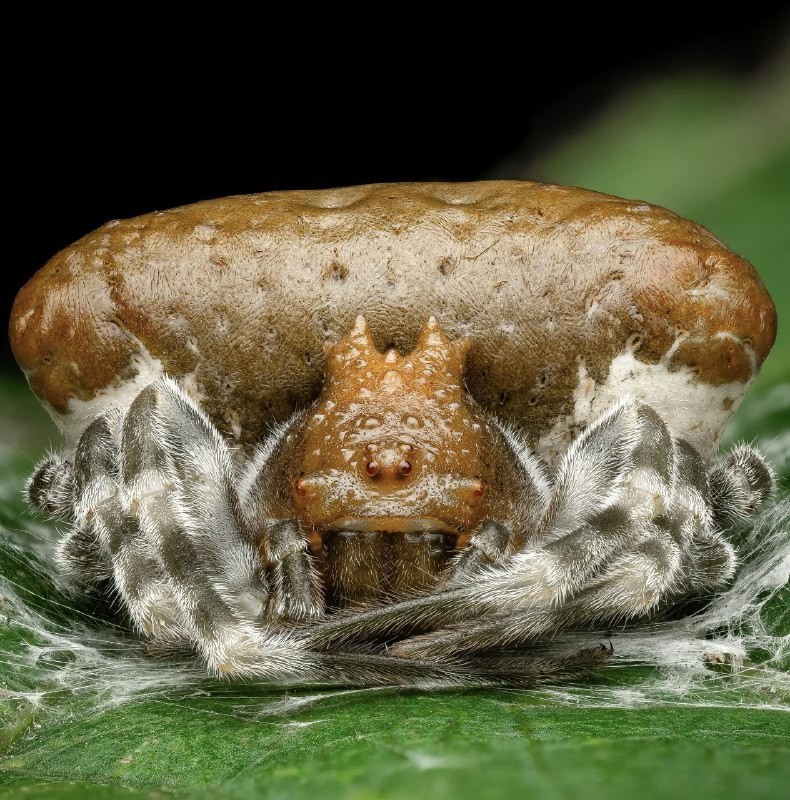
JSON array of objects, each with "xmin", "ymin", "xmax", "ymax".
[{"xmin": 11, "ymin": 182, "xmax": 778, "ymax": 687}]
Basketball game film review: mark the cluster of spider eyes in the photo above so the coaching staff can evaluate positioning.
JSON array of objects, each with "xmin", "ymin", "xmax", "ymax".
[
  {"xmin": 365, "ymin": 442, "xmax": 414, "ymax": 478},
  {"xmin": 365, "ymin": 459, "xmax": 412, "ymax": 477},
  {"xmin": 353, "ymin": 415, "xmax": 424, "ymax": 479}
]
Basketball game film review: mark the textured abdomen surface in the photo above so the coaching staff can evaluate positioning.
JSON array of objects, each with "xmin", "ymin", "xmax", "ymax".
[{"xmin": 10, "ymin": 181, "xmax": 776, "ymax": 461}]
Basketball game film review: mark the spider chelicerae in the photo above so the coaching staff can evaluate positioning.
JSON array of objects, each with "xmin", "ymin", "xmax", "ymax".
[{"xmin": 26, "ymin": 317, "xmax": 775, "ymax": 687}]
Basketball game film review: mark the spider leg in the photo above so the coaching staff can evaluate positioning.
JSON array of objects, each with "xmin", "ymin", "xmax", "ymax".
[
  {"xmin": 26, "ymin": 450, "xmax": 112, "ymax": 585},
  {"xmin": 26, "ymin": 452, "xmax": 75, "ymax": 521},
  {"xmin": 25, "ymin": 446, "xmax": 109, "ymax": 586},
  {"xmin": 666, "ymin": 439, "xmax": 736, "ymax": 596},
  {"xmin": 449, "ymin": 520, "xmax": 511, "ymax": 583},
  {"xmin": 286, "ymin": 646, "xmax": 612, "ymax": 687},
  {"xmin": 393, "ymin": 469, "xmax": 733, "ymax": 662},
  {"xmin": 707, "ymin": 443, "xmax": 776, "ymax": 535},
  {"xmin": 119, "ymin": 378, "xmax": 387, "ymax": 681},
  {"xmin": 389, "ymin": 518, "xmax": 686, "ymax": 660},
  {"xmin": 265, "ymin": 519, "xmax": 323, "ymax": 621},
  {"xmin": 655, "ymin": 438, "xmax": 774, "ymax": 597},
  {"xmin": 457, "ymin": 398, "xmax": 676, "ymax": 612},
  {"xmin": 679, "ymin": 531, "xmax": 737, "ymax": 596},
  {"xmin": 538, "ymin": 396, "xmax": 673, "ymax": 540},
  {"xmin": 118, "ymin": 377, "xmax": 285, "ymax": 672},
  {"xmin": 237, "ymin": 435, "xmax": 326, "ymax": 620},
  {"xmin": 453, "ymin": 642, "xmax": 613, "ymax": 684},
  {"xmin": 54, "ymin": 525, "xmax": 113, "ymax": 586},
  {"xmin": 71, "ymin": 410, "xmax": 185, "ymax": 641},
  {"xmin": 675, "ymin": 441, "xmax": 775, "ymax": 593}
]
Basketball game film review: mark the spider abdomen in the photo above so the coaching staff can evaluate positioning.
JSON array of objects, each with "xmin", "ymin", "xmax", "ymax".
[{"xmin": 10, "ymin": 181, "xmax": 776, "ymax": 465}]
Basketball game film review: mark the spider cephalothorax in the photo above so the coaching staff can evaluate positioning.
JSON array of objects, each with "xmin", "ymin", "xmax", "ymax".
[
  {"xmin": 13, "ymin": 182, "xmax": 778, "ymax": 686},
  {"xmin": 256, "ymin": 315, "xmax": 537, "ymax": 607}
]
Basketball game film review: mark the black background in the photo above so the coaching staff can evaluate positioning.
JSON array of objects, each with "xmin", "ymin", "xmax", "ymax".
[{"xmin": 6, "ymin": 13, "xmax": 789, "ymax": 369}]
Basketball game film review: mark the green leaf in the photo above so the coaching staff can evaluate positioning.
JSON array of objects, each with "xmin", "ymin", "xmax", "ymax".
[{"xmin": 2, "ymin": 699, "xmax": 790, "ymax": 800}]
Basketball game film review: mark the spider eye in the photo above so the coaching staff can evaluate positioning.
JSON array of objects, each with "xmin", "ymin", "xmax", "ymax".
[
  {"xmin": 399, "ymin": 460, "xmax": 412, "ymax": 475},
  {"xmin": 366, "ymin": 461, "xmax": 379, "ymax": 476}
]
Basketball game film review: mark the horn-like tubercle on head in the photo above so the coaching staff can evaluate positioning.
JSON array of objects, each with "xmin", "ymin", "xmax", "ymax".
[{"xmin": 326, "ymin": 316, "xmax": 469, "ymax": 393}]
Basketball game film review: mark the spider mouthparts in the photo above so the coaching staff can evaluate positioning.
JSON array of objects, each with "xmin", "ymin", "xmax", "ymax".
[
  {"xmin": 327, "ymin": 516, "xmax": 458, "ymax": 534},
  {"xmin": 318, "ymin": 528, "xmax": 459, "ymax": 606}
]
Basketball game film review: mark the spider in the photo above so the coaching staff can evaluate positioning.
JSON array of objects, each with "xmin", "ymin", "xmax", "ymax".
[{"xmin": 26, "ymin": 314, "xmax": 775, "ymax": 687}]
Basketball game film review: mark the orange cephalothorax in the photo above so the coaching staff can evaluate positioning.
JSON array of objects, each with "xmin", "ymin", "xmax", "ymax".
[{"xmin": 290, "ymin": 315, "xmax": 496, "ymax": 537}]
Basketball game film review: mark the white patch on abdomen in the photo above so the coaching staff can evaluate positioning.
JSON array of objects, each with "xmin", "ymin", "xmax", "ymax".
[
  {"xmin": 39, "ymin": 337, "xmax": 166, "ymax": 449},
  {"xmin": 538, "ymin": 350, "xmax": 750, "ymax": 467}
]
